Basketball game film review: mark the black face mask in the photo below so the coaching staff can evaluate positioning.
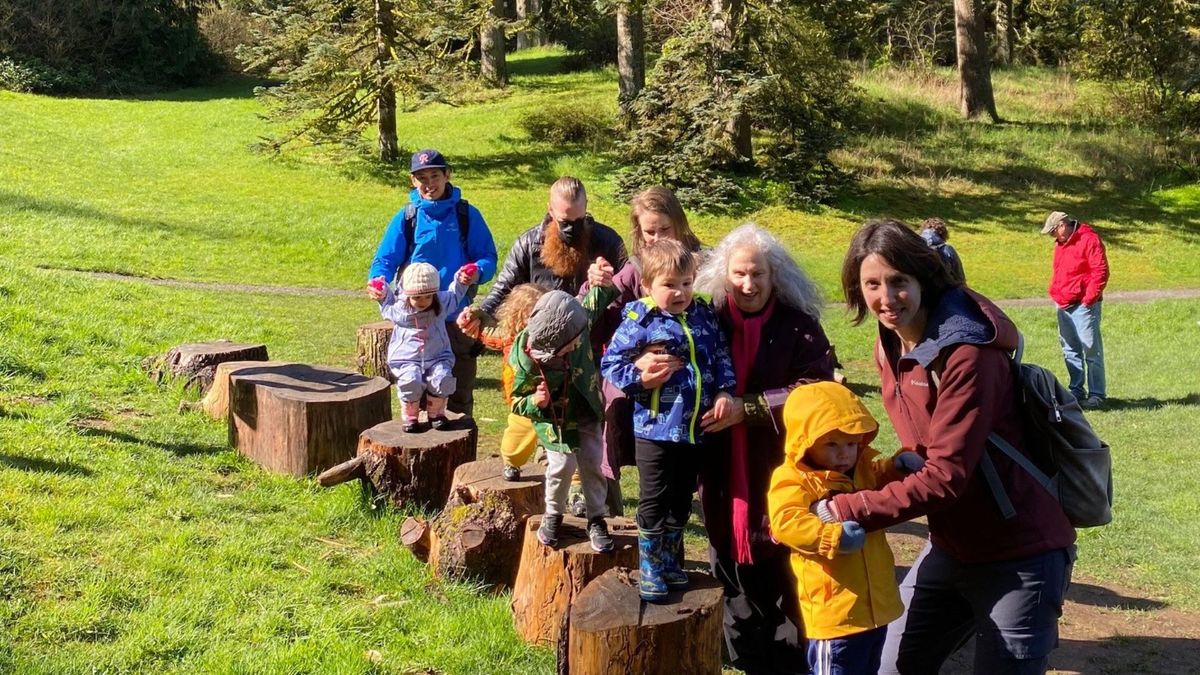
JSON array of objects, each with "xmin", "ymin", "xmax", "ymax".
[{"xmin": 555, "ymin": 216, "xmax": 587, "ymax": 245}]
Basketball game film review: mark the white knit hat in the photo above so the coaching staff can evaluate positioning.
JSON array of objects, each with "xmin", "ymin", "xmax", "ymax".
[{"xmin": 401, "ymin": 262, "xmax": 440, "ymax": 295}]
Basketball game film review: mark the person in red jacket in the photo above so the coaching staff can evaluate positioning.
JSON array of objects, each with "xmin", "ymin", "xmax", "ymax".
[
  {"xmin": 819, "ymin": 219, "xmax": 1076, "ymax": 675},
  {"xmin": 1043, "ymin": 210, "xmax": 1109, "ymax": 409}
]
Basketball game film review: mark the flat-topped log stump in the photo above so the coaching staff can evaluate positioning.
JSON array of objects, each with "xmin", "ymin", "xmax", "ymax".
[
  {"xmin": 563, "ymin": 568, "xmax": 724, "ymax": 675},
  {"xmin": 229, "ymin": 363, "xmax": 391, "ymax": 477},
  {"xmin": 448, "ymin": 456, "xmax": 547, "ymax": 518},
  {"xmin": 179, "ymin": 360, "xmax": 289, "ymax": 419},
  {"xmin": 146, "ymin": 341, "xmax": 269, "ymax": 392},
  {"xmin": 425, "ymin": 457, "xmax": 548, "ymax": 588},
  {"xmin": 355, "ymin": 320, "xmax": 396, "ymax": 382},
  {"xmin": 316, "ymin": 414, "xmax": 477, "ymax": 510},
  {"xmin": 512, "ymin": 516, "xmax": 638, "ymax": 646}
]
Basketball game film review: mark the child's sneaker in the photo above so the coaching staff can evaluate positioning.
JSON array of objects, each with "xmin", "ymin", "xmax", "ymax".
[
  {"xmin": 502, "ymin": 464, "xmax": 521, "ymax": 481},
  {"xmin": 587, "ymin": 517, "xmax": 614, "ymax": 553},
  {"xmin": 427, "ymin": 396, "xmax": 449, "ymax": 429},
  {"xmin": 537, "ymin": 514, "xmax": 562, "ymax": 548},
  {"xmin": 429, "ymin": 415, "xmax": 449, "ymax": 430},
  {"xmin": 402, "ymin": 400, "xmax": 422, "ymax": 433},
  {"xmin": 567, "ymin": 484, "xmax": 586, "ymax": 518}
]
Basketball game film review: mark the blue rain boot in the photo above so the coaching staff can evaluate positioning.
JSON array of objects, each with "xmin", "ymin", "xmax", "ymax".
[
  {"xmin": 662, "ymin": 523, "xmax": 689, "ymax": 591},
  {"xmin": 638, "ymin": 528, "xmax": 668, "ymax": 602}
]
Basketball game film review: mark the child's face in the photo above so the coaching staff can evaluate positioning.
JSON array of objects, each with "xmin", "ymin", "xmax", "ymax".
[
  {"xmin": 644, "ymin": 270, "xmax": 694, "ymax": 315},
  {"xmin": 408, "ymin": 292, "xmax": 435, "ymax": 311},
  {"xmin": 807, "ymin": 429, "xmax": 863, "ymax": 474}
]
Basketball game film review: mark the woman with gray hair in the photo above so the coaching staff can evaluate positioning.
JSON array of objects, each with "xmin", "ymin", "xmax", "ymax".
[{"xmin": 690, "ymin": 223, "xmax": 835, "ymax": 674}]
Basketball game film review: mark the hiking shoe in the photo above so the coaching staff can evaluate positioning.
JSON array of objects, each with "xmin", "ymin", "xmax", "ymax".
[
  {"xmin": 1081, "ymin": 396, "xmax": 1105, "ymax": 410},
  {"xmin": 567, "ymin": 485, "xmax": 587, "ymax": 518},
  {"xmin": 587, "ymin": 518, "xmax": 614, "ymax": 553},
  {"xmin": 537, "ymin": 514, "xmax": 562, "ymax": 548},
  {"xmin": 502, "ymin": 464, "xmax": 521, "ymax": 482},
  {"xmin": 429, "ymin": 415, "xmax": 449, "ymax": 430}
]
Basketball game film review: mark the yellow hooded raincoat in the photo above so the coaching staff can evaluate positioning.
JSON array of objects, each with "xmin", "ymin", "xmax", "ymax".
[{"xmin": 767, "ymin": 381, "xmax": 905, "ymax": 640}]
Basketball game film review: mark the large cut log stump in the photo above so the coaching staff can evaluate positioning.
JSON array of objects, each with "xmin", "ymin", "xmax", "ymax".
[
  {"xmin": 228, "ymin": 363, "xmax": 392, "ymax": 477},
  {"xmin": 355, "ymin": 320, "xmax": 396, "ymax": 383},
  {"xmin": 512, "ymin": 516, "xmax": 638, "ymax": 646},
  {"xmin": 144, "ymin": 341, "xmax": 269, "ymax": 392},
  {"xmin": 179, "ymin": 360, "xmax": 288, "ymax": 418},
  {"xmin": 426, "ymin": 457, "xmax": 547, "ymax": 588},
  {"xmin": 562, "ymin": 568, "xmax": 724, "ymax": 675},
  {"xmin": 316, "ymin": 414, "xmax": 477, "ymax": 510}
]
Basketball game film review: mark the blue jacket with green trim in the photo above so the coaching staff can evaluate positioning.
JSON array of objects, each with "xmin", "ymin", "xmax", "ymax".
[{"xmin": 601, "ymin": 297, "xmax": 737, "ymax": 444}]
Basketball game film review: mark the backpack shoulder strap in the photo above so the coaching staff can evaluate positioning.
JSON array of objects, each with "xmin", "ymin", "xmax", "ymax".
[
  {"xmin": 402, "ymin": 203, "xmax": 418, "ymax": 268},
  {"xmin": 456, "ymin": 199, "xmax": 471, "ymax": 249}
]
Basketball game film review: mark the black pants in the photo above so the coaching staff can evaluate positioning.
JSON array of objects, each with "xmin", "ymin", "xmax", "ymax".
[
  {"xmin": 709, "ymin": 547, "xmax": 808, "ymax": 675},
  {"xmin": 446, "ymin": 320, "xmax": 478, "ymax": 417},
  {"xmin": 635, "ymin": 438, "xmax": 700, "ymax": 532}
]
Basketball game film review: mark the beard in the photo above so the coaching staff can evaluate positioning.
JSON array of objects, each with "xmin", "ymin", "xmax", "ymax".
[{"xmin": 540, "ymin": 218, "xmax": 591, "ymax": 280}]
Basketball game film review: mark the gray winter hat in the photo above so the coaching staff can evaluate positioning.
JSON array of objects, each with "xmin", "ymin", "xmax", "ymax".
[{"xmin": 526, "ymin": 290, "xmax": 588, "ymax": 362}]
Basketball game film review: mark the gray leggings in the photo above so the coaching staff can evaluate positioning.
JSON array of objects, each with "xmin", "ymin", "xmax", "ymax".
[
  {"xmin": 880, "ymin": 542, "xmax": 1075, "ymax": 675},
  {"xmin": 543, "ymin": 421, "xmax": 607, "ymax": 519}
]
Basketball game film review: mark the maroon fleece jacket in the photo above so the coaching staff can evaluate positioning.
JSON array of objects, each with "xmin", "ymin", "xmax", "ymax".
[{"xmin": 828, "ymin": 288, "xmax": 1075, "ymax": 563}]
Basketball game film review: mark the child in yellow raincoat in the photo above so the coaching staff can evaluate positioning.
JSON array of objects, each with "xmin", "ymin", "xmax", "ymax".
[{"xmin": 767, "ymin": 381, "xmax": 925, "ymax": 675}]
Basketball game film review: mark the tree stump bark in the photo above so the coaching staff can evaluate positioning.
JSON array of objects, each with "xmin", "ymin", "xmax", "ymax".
[
  {"xmin": 355, "ymin": 320, "xmax": 396, "ymax": 383},
  {"xmin": 317, "ymin": 414, "xmax": 477, "ymax": 510},
  {"xmin": 228, "ymin": 363, "xmax": 392, "ymax": 477},
  {"xmin": 512, "ymin": 515, "xmax": 638, "ymax": 646},
  {"xmin": 179, "ymin": 360, "xmax": 288, "ymax": 418},
  {"xmin": 562, "ymin": 568, "xmax": 724, "ymax": 674},
  {"xmin": 425, "ymin": 457, "xmax": 547, "ymax": 588},
  {"xmin": 144, "ymin": 341, "xmax": 268, "ymax": 392}
]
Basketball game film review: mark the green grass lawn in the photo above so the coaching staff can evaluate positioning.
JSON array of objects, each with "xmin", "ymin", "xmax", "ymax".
[{"xmin": 2, "ymin": 47, "xmax": 1199, "ymax": 672}]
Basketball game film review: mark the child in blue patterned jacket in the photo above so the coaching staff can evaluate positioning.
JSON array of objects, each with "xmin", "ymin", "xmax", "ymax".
[{"xmin": 601, "ymin": 239, "xmax": 737, "ymax": 601}]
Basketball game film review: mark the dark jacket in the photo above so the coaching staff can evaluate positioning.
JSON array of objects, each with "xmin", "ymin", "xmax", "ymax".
[
  {"xmin": 921, "ymin": 229, "xmax": 966, "ymax": 285},
  {"xmin": 827, "ymin": 288, "xmax": 1076, "ymax": 563},
  {"xmin": 479, "ymin": 216, "xmax": 627, "ymax": 317},
  {"xmin": 699, "ymin": 301, "xmax": 835, "ymax": 561}
]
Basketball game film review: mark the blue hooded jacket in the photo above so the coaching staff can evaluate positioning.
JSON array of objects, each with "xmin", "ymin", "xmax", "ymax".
[
  {"xmin": 368, "ymin": 185, "xmax": 498, "ymax": 319},
  {"xmin": 601, "ymin": 297, "xmax": 737, "ymax": 444}
]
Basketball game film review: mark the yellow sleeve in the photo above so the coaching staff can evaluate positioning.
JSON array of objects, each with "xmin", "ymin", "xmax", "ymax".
[{"xmin": 767, "ymin": 462, "xmax": 844, "ymax": 560}]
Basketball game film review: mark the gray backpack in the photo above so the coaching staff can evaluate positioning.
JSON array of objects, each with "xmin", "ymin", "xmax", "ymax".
[{"xmin": 931, "ymin": 334, "xmax": 1114, "ymax": 528}]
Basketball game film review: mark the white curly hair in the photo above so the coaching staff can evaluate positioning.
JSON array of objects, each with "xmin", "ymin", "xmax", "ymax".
[{"xmin": 695, "ymin": 223, "xmax": 824, "ymax": 319}]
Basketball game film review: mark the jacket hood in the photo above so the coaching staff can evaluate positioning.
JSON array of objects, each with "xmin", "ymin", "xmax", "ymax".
[
  {"xmin": 782, "ymin": 382, "xmax": 879, "ymax": 467},
  {"xmin": 408, "ymin": 185, "xmax": 462, "ymax": 218},
  {"xmin": 526, "ymin": 290, "xmax": 588, "ymax": 361},
  {"xmin": 921, "ymin": 229, "xmax": 946, "ymax": 247},
  {"xmin": 902, "ymin": 287, "xmax": 1019, "ymax": 368}
]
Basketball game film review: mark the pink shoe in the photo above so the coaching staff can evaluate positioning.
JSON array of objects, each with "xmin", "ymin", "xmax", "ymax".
[
  {"xmin": 402, "ymin": 400, "xmax": 423, "ymax": 433},
  {"xmin": 427, "ymin": 396, "xmax": 449, "ymax": 430}
]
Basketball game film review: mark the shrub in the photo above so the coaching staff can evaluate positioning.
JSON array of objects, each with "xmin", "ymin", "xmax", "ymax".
[{"xmin": 518, "ymin": 103, "xmax": 615, "ymax": 148}]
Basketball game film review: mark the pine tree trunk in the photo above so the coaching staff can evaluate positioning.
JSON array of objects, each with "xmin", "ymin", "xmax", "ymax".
[
  {"xmin": 616, "ymin": 2, "xmax": 645, "ymax": 118},
  {"xmin": 710, "ymin": 0, "xmax": 752, "ymax": 163},
  {"xmin": 481, "ymin": 0, "xmax": 508, "ymax": 86},
  {"xmin": 375, "ymin": 0, "xmax": 399, "ymax": 162},
  {"xmin": 994, "ymin": 0, "xmax": 1013, "ymax": 66},
  {"xmin": 954, "ymin": 0, "xmax": 999, "ymax": 121},
  {"xmin": 515, "ymin": 0, "xmax": 545, "ymax": 50}
]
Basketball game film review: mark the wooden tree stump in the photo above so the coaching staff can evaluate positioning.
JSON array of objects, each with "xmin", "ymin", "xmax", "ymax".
[
  {"xmin": 355, "ymin": 320, "xmax": 395, "ymax": 383},
  {"xmin": 512, "ymin": 516, "xmax": 638, "ymax": 646},
  {"xmin": 144, "ymin": 341, "xmax": 268, "ymax": 392},
  {"xmin": 425, "ymin": 457, "xmax": 547, "ymax": 588},
  {"xmin": 228, "ymin": 363, "xmax": 392, "ymax": 477},
  {"xmin": 179, "ymin": 360, "xmax": 288, "ymax": 418},
  {"xmin": 400, "ymin": 516, "xmax": 432, "ymax": 562},
  {"xmin": 562, "ymin": 568, "xmax": 724, "ymax": 675},
  {"xmin": 316, "ymin": 414, "xmax": 477, "ymax": 510}
]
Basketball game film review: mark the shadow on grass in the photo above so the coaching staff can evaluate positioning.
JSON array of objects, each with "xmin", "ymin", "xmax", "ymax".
[
  {"xmin": 1067, "ymin": 581, "xmax": 1168, "ymax": 611},
  {"xmin": 0, "ymin": 189, "xmax": 238, "ymax": 242},
  {"xmin": 58, "ymin": 75, "xmax": 268, "ymax": 103},
  {"xmin": 508, "ymin": 53, "xmax": 569, "ymax": 78},
  {"xmin": 0, "ymin": 453, "xmax": 94, "ymax": 476},
  {"xmin": 1100, "ymin": 394, "xmax": 1200, "ymax": 411},
  {"xmin": 75, "ymin": 427, "xmax": 225, "ymax": 457}
]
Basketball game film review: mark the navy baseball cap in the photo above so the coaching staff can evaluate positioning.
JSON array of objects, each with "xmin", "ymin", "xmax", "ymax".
[{"xmin": 410, "ymin": 149, "xmax": 448, "ymax": 173}]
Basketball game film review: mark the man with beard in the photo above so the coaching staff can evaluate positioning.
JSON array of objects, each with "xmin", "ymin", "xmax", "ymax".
[{"xmin": 459, "ymin": 176, "xmax": 627, "ymax": 346}]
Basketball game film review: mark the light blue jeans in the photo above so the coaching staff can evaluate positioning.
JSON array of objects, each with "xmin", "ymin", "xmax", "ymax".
[{"xmin": 1056, "ymin": 301, "xmax": 1105, "ymax": 400}]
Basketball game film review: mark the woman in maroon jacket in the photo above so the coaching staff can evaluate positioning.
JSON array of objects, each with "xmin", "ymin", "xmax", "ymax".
[
  {"xmin": 692, "ymin": 223, "xmax": 835, "ymax": 674},
  {"xmin": 821, "ymin": 219, "xmax": 1076, "ymax": 674}
]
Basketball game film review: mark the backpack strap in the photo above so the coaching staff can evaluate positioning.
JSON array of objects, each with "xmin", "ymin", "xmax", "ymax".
[{"xmin": 986, "ymin": 432, "xmax": 1055, "ymax": 494}]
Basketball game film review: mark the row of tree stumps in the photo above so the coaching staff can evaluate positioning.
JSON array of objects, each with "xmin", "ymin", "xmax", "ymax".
[{"xmin": 153, "ymin": 339, "xmax": 724, "ymax": 674}]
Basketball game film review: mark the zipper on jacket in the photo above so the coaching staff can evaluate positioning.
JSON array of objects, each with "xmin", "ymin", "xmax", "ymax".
[
  {"xmin": 650, "ymin": 386, "xmax": 661, "ymax": 418},
  {"xmin": 679, "ymin": 312, "xmax": 702, "ymax": 444}
]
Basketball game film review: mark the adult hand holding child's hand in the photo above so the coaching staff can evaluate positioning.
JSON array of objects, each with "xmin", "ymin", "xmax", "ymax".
[
  {"xmin": 587, "ymin": 257, "xmax": 615, "ymax": 288},
  {"xmin": 635, "ymin": 347, "xmax": 680, "ymax": 388},
  {"xmin": 457, "ymin": 306, "xmax": 482, "ymax": 338}
]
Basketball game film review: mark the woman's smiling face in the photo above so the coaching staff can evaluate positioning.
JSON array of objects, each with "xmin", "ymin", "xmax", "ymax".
[{"xmin": 859, "ymin": 252, "xmax": 923, "ymax": 336}]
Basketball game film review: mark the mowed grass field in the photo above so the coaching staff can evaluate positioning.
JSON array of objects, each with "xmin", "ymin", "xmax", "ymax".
[{"xmin": 1, "ymin": 48, "xmax": 1199, "ymax": 673}]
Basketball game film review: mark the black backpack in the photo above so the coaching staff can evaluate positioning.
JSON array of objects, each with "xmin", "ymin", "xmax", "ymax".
[{"xmin": 399, "ymin": 199, "xmax": 477, "ymax": 301}]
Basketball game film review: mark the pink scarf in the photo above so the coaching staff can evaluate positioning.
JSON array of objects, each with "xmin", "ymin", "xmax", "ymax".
[{"xmin": 726, "ymin": 296, "xmax": 775, "ymax": 565}]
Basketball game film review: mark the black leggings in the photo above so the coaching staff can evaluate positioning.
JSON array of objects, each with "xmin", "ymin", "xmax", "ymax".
[{"xmin": 635, "ymin": 438, "xmax": 701, "ymax": 531}]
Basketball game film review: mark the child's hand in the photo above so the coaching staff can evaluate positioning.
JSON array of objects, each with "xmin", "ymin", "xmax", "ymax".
[
  {"xmin": 457, "ymin": 306, "xmax": 482, "ymax": 338},
  {"xmin": 533, "ymin": 380, "xmax": 551, "ymax": 409},
  {"xmin": 837, "ymin": 522, "xmax": 866, "ymax": 554},
  {"xmin": 456, "ymin": 262, "xmax": 480, "ymax": 286},
  {"xmin": 367, "ymin": 276, "xmax": 387, "ymax": 300},
  {"xmin": 894, "ymin": 450, "xmax": 925, "ymax": 474},
  {"xmin": 587, "ymin": 257, "xmax": 615, "ymax": 288}
]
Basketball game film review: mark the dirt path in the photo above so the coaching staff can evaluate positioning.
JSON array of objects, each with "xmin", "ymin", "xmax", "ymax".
[{"xmin": 884, "ymin": 521, "xmax": 1200, "ymax": 675}]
